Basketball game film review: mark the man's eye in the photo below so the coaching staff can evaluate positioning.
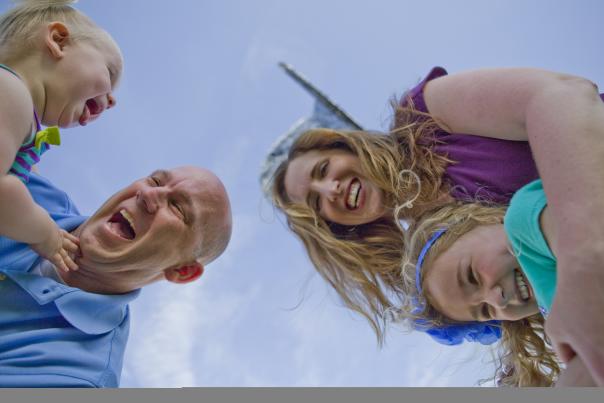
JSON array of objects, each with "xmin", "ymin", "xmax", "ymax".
[{"xmin": 171, "ymin": 201, "xmax": 185, "ymax": 220}]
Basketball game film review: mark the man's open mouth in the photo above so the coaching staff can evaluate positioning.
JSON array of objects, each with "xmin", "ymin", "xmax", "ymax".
[{"xmin": 108, "ymin": 209, "xmax": 136, "ymax": 240}]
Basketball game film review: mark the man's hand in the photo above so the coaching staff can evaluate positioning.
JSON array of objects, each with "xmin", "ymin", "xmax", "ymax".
[{"xmin": 31, "ymin": 228, "xmax": 80, "ymax": 272}]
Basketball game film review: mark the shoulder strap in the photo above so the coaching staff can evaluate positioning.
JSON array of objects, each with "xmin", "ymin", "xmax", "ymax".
[{"xmin": 0, "ymin": 63, "xmax": 19, "ymax": 77}]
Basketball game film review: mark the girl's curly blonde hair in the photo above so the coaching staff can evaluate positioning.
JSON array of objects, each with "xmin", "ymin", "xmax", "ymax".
[
  {"xmin": 271, "ymin": 101, "xmax": 453, "ymax": 343},
  {"xmin": 401, "ymin": 203, "xmax": 560, "ymax": 386}
]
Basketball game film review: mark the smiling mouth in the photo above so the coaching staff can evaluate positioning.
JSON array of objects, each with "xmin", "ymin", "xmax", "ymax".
[
  {"xmin": 346, "ymin": 179, "xmax": 361, "ymax": 209},
  {"xmin": 108, "ymin": 209, "xmax": 136, "ymax": 240},
  {"xmin": 514, "ymin": 269, "xmax": 531, "ymax": 302},
  {"xmin": 79, "ymin": 99, "xmax": 103, "ymax": 126}
]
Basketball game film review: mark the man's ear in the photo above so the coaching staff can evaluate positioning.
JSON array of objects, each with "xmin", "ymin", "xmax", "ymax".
[
  {"xmin": 164, "ymin": 262, "xmax": 204, "ymax": 284},
  {"xmin": 45, "ymin": 22, "xmax": 70, "ymax": 59}
]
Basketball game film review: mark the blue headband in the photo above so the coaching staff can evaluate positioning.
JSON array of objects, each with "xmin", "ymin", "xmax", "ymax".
[{"xmin": 413, "ymin": 229, "xmax": 502, "ymax": 346}]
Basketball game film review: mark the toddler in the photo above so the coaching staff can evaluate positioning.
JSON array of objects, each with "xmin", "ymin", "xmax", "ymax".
[{"xmin": 0, "ymin": 0, "xmax": 122, "ymax": 272}]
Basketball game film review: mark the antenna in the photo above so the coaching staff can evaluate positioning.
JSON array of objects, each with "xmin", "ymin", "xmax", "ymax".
[{"xmin": 278, "ymin": 62, "xmax": 363, "ymax": 130}]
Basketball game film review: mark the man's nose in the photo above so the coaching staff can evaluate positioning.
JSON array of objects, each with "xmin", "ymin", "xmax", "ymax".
[{"xmin": 136, "ymin": 187, "xmax": 167, "ymax": 214}]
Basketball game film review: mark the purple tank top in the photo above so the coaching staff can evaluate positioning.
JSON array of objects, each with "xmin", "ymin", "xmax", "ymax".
[
  {"xmin": 403, "ymin": 67, "xmax": 604, "ymax": 204},
  {"xmin": 403, "ymin": 67, "xmax": 537, "ymax": 204}
]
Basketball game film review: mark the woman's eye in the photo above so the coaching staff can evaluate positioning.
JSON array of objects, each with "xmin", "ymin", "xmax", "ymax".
[
  {"xmin": 319, "ymin": 161, "xmax": 329, "ymax": 178},
  {"xmin": 314, "ymin": 196, "xmax": 321, "ymax": 213}
]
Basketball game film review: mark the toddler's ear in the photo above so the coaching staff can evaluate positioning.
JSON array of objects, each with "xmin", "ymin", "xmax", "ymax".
[{"xmin": 45, "ymin": 22, "xmax": 71, "ymax": 59}]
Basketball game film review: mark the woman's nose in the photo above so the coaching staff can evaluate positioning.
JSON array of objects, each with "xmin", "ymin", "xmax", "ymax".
[{"xmin": 315, "ymin": 179, "xmax": 341, "ymax": 202}]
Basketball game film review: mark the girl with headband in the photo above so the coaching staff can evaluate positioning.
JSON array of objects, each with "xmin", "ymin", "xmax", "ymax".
[{"xmin": 402, "ymin": 181, "xmax": 595, "ymax": 386}]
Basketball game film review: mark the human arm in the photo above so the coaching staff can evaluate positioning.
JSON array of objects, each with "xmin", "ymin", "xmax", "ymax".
[
  {"xmin": 425, "ymin": 68, "xmax": 604, "ymax": 384},
  {"xmin": 0, "ymin": 71, "xmax": 79, "ymax": 272},
  {"xmin": 0, "ymin": 175, "xmax": 80, "ymax": 272},
  {"xmin": 556, "ymin": 355, "xmax": 596, "ymax": 387}
]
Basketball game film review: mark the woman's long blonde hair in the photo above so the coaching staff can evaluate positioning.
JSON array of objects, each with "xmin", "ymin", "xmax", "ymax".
[
  {"xmin": 401, "ymin": 203, "xmax": 560, "ymax": 386},
  {"xmin": 271, "ymin": 102, "xmax": 452, "ymax": 342}
]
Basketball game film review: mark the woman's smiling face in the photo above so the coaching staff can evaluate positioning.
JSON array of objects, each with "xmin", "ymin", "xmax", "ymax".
[{"xmin": 284, "ymin": 149, "xmax": 387, "ymax": 226}]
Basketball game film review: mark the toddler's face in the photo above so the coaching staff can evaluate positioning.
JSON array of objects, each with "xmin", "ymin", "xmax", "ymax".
[
  {"xmin": 43, "ymin": 36, "xmax": 122, "ymax": 128},
  {"xmin": 423, "ymin": 224, "xmax": 539, "ymax": 322}
]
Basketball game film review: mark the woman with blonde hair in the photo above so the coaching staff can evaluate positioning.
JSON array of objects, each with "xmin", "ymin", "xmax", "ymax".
[{"xmin": 271, "ymin": 67, "xmax": 604, "ymax": 383}]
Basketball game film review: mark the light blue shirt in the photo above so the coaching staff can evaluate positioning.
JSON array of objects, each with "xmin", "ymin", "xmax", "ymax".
[{"xmin": 0, "ymin": 173, "xmax": 140, "ymax": 387}]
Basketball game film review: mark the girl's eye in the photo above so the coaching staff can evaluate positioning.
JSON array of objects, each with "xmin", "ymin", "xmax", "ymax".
[
  {"xmin": 150, "ymin": 177, "xmax": 161, "ymax": 186},
  {"xmin": 468, "ymin": 266, "xmax": 478, "ymax": 285},
  {"xmin": 481, "ymin": 304, "xmax": 491, "ymax": 320}
]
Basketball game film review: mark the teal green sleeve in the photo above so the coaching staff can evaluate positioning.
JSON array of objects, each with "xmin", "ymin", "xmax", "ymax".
[{"xmin": 503, "ymin": 180, "xmax": 557, "ymax": 316}]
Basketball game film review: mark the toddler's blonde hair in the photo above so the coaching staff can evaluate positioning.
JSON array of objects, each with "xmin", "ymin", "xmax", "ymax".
[{"xmin": 0, "ymin": 0, "xmax": 122, "ymax": 85}]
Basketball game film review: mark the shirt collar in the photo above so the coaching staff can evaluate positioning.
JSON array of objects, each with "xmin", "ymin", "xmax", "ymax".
[{"xmin": 5, "ymin": 271, "xmax": 141, "ymax": 335}]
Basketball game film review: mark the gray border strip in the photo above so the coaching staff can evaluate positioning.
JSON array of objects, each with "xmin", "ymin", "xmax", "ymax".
[{"xmin": 7, "ymin": 387, "xmax": 604, "ymax": 403}]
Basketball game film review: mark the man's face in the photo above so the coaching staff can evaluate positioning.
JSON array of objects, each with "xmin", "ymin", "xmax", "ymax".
[{"xmin": 74, "ymin": 166, "xmax": 229, "ymax": 288}]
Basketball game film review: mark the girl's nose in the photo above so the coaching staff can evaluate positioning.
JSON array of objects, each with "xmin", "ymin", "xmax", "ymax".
[{"xmin": 485, "ymin": 285, "xmax": 508, "ymax": 308}]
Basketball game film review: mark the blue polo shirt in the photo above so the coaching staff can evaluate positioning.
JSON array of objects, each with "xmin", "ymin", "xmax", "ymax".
[{"xmin": 0, "ymin": 173, "xmax": 140, "ymax": 387}]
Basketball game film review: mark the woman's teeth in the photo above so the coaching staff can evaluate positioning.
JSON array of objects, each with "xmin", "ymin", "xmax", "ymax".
[
  {"xmin": 347, "ymin": 181, "xmax": 361, "ymax": 208},
  {"xmin": 515, "ymin": 270, "xmax": 530, "ymax": 301}
]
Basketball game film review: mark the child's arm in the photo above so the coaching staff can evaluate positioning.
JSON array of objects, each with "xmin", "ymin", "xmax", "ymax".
[
  {"xmin": 0, "ymin": 175, "xmax": 80, "ymax": 272},
  {"xmin": 0, "ymin": 70, "xmax": 79, "ymax": 272}
]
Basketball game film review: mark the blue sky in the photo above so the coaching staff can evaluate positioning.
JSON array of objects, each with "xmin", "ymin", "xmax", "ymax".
[{"xmin": 3, "ymin": 0, "xmax": 603, "ymax": 387}]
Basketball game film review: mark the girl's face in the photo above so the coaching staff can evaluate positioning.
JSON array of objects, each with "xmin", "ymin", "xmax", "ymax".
[
  {"xmin": 284, "ymin": 149, "xmax": 387, "ymax": 226},
  {"xmin": 43, "ymin": 29, "xmax": 121, "ymax": 128},
  {"xmin": 423, "ymin": 224, "xmax": 539, "ymax": 322}
]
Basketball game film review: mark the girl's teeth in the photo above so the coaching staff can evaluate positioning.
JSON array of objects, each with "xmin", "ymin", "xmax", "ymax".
[
  {"xmin": 347, "ymin": 181, "xmax": 361, "ymax": 208},
  {"xmin": 515, "ymin": 270, "xmax": 529, "ymax": 301}
]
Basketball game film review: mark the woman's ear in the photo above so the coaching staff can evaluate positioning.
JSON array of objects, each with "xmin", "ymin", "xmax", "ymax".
[
  {"xmin": 164, "ymin": 262, "xmax": 204, "ymax": 284},
  {"xmin": 45, "ymin": 22, "xmax": 70, "ymax": 59}
]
